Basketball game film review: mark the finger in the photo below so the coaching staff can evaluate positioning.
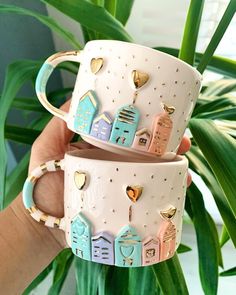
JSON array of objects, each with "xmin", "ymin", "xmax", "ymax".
[
  {"xmin": 177, "ymin": 135, "xmax": 191, "ymax": 155},
  {"xmin": 34, "ymin": 99, "xmax": 74, "ymax": 152},
  {"xmin": 187, "ymin": 173, "xmax": 192, "ymax": 187}
]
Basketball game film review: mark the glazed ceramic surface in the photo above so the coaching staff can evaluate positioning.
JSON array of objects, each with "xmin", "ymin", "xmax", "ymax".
[
  {"xmin": 23, "ymin": 148, "xmax": 188, "ymax": 267},
  {"xmin": 36, "ymin": 40, "xmax": 202, "ymax": 160}
]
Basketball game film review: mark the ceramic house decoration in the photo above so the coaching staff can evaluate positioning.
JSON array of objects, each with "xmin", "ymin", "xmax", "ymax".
[
  {"xmin": 132, "ymin": 128, "xmax": 152, "ymax": 151},
  {"xmin": 142, "ymin": 236, "xmax": 160, "ymax": 266},
  {"xmin": 90, "ymin": 112, "xmax": 113, "ymax": 141},
  {"xmin": 91, "ymin": 231, "xmax": 114, "ymax": 265},
  {"xmin": 71, "ymin": 213, "xmax": 92, "ymax": 260},
  {"xmin": 110, "ymin": 105, "xmax": 140, "ymax": 147},
  {"xmin": 158, "ymin": 221, "xmax": 176, "ymax": 261},
  {"xmin": 148, "ymin": 104, "xmax": 175, "ymax": 155},
  {"xmin": 74, "ymin": 90, "xmax": 99, "ymax": 134},
  {"xmin": 115, "ymin": 225, "xmax": 142, "ymax": 267}
]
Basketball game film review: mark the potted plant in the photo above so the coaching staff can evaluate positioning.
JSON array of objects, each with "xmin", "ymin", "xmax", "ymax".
[{"xmin": 0, "ymin": 1, "xmax": 235, "ymax": 294}]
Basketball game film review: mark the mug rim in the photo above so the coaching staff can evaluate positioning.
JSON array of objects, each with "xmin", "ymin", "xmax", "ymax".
[
  {"xmin": 85, "ymin": 40, "xmax": 202, "ymax": 79},
  {"xmin": 65, "ymin": 147, "xmax": 188, "ymax": 166}
]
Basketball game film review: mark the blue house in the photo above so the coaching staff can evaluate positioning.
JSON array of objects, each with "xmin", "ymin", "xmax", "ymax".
[
  {"xmin": 90, "ymin": 112, "xmax": 113, "ymax": 141},
  {"xmin": 115, "ymin": 225, "xmax": 142, "ymax": 267},
  {"xmin": 110, "ymin": 105, "xmax": 140, "ymax": 147},
  {"xmin": 91, "ymin": 231, "xmax": 114, "ymax": 265},
  {"xmin": 71, "ymin": 213, "xmax": 92, "ymax": 261},
  {"xmin": 74, "ymin": 90, "xmax": 99, "ymax": 134}
]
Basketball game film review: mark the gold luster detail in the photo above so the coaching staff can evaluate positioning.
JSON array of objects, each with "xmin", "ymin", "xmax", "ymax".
[
  {"xmin": 160, "ymin": 206, "xmax": 177, "ymax": 220},
  {"xmin": 47, "ymin": 50, "xmax": 79, "ymax": 62},
  {"xmin": 29, "ymin": 175, "xmax": 38, "ymax": 183},
  {"xmin": 40, "ymin": 163, "xmax": 47, "ymax": 173},
  {"xmin": 74, "ymin": 171, "xmax": 87, "ymax": 190},
  {"xmin": 162, "ymin": 103, "xmax": 175, "ymax": 115},
  {"xmin": 126, "ymin": 185, "xmax": 143, "ymax": 203},
  {"xmin": 90, "ymin": 58, "xmax": 104, "ymax": 74},
  {"xmin": 132, "ymin": 70, "xmax": 149, "ymax": 89},
  {"xmin": 39, "ymin": 213, "xmax": 48, "ymax": 224},
  {"xmin": 54, "ymin": 218, "xmax": 61, "ymax": 228},
  {"xmin": 54, "ymin": 160, "xmax": 61, "ymax": 171}
]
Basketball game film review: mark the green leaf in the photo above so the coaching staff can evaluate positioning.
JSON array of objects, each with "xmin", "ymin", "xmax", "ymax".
[
  {"xmin": 44, "ymin": 0, "xmax": 132, "ymax": 42},
  {"xmin": 0, "ymin": 59, "xmax": 42, "ymax": 209},
  {"xmin": 10, "ymin": 97, "xmax": 46, "ymax": 112},
  {"xmin": 0, "ymin": 4, "xmax": 82, "ymax": 49},
  {"xmin": 104, "ymin": 0, "xmax": 117, "ymax": 16},
  {"xmin": 152, "ymin": 254, "xmax": 189, "ymax": 295},
  {"xmin": 186, "ymin": 183, "xmax": 219, "ymax": 295},
  {"xmin": 187, "ymin": 146, "xmax": 236, "ymax": 247},
  {"xmin": 189, "ymin": 119, "xmax": 236, "ymax": 218},
  {"xmin": 129, "ymin": 266, "xmax": 159, "ymax": 295},
  {"xmin": 5, "ymin": 125, "xmax": 41, "ymax": 145},
  {"xmin": 177, "ymin": 243, "xmax": 192, "ymax": 254},
  {"xmin": 22, "ymin": 262, "xmax": 53, "ymax": 295},
  {"xmin": 102, "ymin": 266, "xmax": 130, "ymax": 295},
  {"xmin": 178, "ymin": 0, "xmax": 205, "ymax": 65},
  {"xmin": 197, "ymin": 1, "xmax": 236, "ymax": 73},
  {"xmin": 75, "ymin": 257, "xmax": 105, "ymax": 295},
  {"xmin": 48, "ymin": 249, "xmax": 74, "ymax": 295},
  {"xmin": 220, "ymin": 225, "xmax": 230, "ymax": 247},
  {"xmin": 201, "ymin": 79, "xmax": 236, "ymax": 97},
  {"xmin": 115, "ymin": 0, "xmax": 135, "ymax": 25},
  {"xmin": 196, "ymin": 107, "xmax": 236, "ymax": 121},
  {"xmin": 220, "ymin": 266, "xmax": 236, "ymax": 277},
  {"xmin": 155, "ymin": 47, "xmax": 236, "ymax": 78}
]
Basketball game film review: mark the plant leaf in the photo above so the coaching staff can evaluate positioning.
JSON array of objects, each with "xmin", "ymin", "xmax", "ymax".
[
  {"xmin": 0, "ymin": 59, "xmax": 42, "ymax": 209},
  {"xmin": 22, "ymin": 262, "xmax": 53, "ymax": 295},
  {"xmin": 189, "ymin": 119, "xmax": 236, "ymax": 218},
  {"xmin": 197, "ymin": 1, "xmax": 236, "ymax": 73},
  {"xmin": 178, "ymin": 0, "xmax": 205, "ymax": 65},
  {"xmin": 129, "ymin": 266, "xmax": 159, "ymax": 295},
  {"xmin": 43, "ymin": 0, "xmax": 132, "ymax": 42},
  {"xmin": 220, "ymin": 225, "xmax": 230, "ymax": 247},
  {"xmin": 0, "ymin": 4, "xmax": 82, "ymax": 49},
  {"xmin": 177, "ymin": 243, "xmax": 192, "ymax": 254},
  {"xmin": 187, "ymin": 146, "xmax": 236, "ymax": 247},
  {"xmin": 48, "ymin": 249, "xmax": 74, "ymax": 295},
  {"xmin": 152, "ymin": 254, "xmax": 189, "ymax": 295},
  {"xmin": 75, "ymin": 257, "xmax": 105, "ymax": 295},
  {"xmin": 115, "ymin": 0, "xmax": 135, "ymax": 25},
  {"xmin": 186, "ymin": 183, "xmax": 219, "ymax": 295},
  {"xmin": 220, "ymin": 266, "xmax": 236, "ymax": 277},
  {"xmin": 155, "ymin": 47, "xmax": 236, "ymax": 78},
  {"xmin": 5, "ymin": 125, "xmax": 41, "ymax": 145},
  {"xmin": 196, "ymin": 107, "xmax": 236, "ymax": 121}
]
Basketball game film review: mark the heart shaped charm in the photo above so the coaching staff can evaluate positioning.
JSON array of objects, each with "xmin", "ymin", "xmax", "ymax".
[
  {"xmin": 132, "ymin": 70, "xmax": 149, "ymax": 89},
  {"xmin": 160, "ymin": 206, "xmax": 177, "ymax": 220},
  {"xmin": 126, "ymin": 185, "xmax": 143, "ymax": 203},
  {"xmin": 74, "ymin": 171, "xmax": 87, "ymax": 190},
  {"xmin": 162, "ymin": 103, "xmax": 175, "ymax": 115},
  {"xmin": 90, "ymin": 58, "xmax": 104, "ymax": 74}
]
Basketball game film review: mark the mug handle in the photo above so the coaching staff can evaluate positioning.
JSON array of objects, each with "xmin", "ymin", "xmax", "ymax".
[
  {"xmin": 35, "ymin": 50, "xmax": 82, "ymax": 121},
  {"xmin": 22, "ymin": 159, "xmax": 65, "ymax": 231}
]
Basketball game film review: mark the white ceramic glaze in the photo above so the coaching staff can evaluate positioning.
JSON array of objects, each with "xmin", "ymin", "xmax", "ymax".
[
  {"xmin": 36, "ymin": 40, "xmax": 202, "ymax": 159},
  {"xmin": 63, "ymin": 149, "xmax": 188, "ymax": 248}
]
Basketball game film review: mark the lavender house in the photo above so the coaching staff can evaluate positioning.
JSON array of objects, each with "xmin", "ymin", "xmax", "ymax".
[
  {"xmin": 90, "ymin": 112, "xmax": 113, "ymax": 141},
  {"xmin": 91, "ymin": 231, "xmax": 114, "ymax": 265}
]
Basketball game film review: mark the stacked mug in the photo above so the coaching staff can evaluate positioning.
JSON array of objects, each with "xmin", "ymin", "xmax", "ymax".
[{"xmin": 23, "ymin": 40, "xmax": 201, "ymax": 267}]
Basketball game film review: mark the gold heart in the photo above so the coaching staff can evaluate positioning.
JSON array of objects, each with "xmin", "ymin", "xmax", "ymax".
[
  {"xmin": 126, "ymin": 185, "xmax": 143, "ymax": 203},
  {"xmin": 132, "ymin": 70, "xmax": 149, "ymax": 89},
  {"xmin": 90, "ymin": 58, "xmax": 104, "ymax": 74},
  {"xmin": 162, "ymin": 103, "xmax": 175, "ymax": 115},
  {"xmin": 160, "ymin": 206, "xmax": 177, "ymax": 220},
  {"xmin": 74, "ymin": 171, "xmax": 87, "ymax": 190}
]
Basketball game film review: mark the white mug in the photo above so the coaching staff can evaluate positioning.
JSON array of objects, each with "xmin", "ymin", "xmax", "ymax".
[
  {"xmin": 36, "ymin": 40, "xmax": 201, "ymax": 160},
  {"xmin": 23, "ymin": 148, "xmax": 188, "ymax": 267}
]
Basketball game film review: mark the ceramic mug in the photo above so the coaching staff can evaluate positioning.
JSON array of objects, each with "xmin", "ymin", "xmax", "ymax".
[
  {"xmin": 36, "ymin": 40, "xmax": 201, "ymax": 160},
  {"xmin": 23, "ymin": 148, "xmax": 188, "ymax": 267}
]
